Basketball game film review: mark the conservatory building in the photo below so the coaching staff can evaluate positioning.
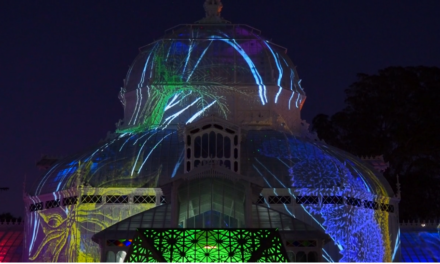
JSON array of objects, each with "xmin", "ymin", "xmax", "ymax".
[{"xmin": 23, "ymin": 1, "xmax": 400, "ymax": 262}]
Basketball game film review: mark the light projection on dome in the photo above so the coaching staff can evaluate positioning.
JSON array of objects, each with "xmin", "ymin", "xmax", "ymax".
[
  {"xmin": 24, "ymin": 23, "xmax": 399, "ymax": 263},
  {"xmin": 25, "ymin": 130, "xmax": 178, "ymax": 261},
  {"xmin": 401, "ymin": 231, "xmax": 440, "ymax": 262},
  {"xmin": 125, "ymin": 229, "xmax": 288, "ymax": 262},
  {"xmin": 117, "ymin": 28, "xmax": 306, "ymax": 134},
  {"xmin": 249, "ymin": 131, "xmax": 394, "ymax": 262},
  {"xmin": 264, "ymin": 42, "xmax": 283, "ymax": 104},
  {"xmin": 119, "ymin": 39, "xmax": 238, "ymax": 134},
  {"xmin": 25, "ymin": 188, "xmax": 158, "ymax": 262}
]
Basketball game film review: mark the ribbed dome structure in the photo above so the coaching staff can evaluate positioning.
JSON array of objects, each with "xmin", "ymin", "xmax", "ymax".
[
  {"xmin": 25, "ymin": 2, "xmax": 400, "ymax": 263},
  {"xmin": 30, "ymin": 129, "xmax": 393, "ymax": 197},
  {"xmin": 125, "ymin": 24, "xmax": 303, "ymax": 93},
  {"xmin": 117, "ymin": 24, "xmax": 306, "ymax": 134}
]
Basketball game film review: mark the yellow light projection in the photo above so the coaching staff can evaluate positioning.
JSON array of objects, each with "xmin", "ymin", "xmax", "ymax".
[{"xmin": 26, "ymin": 187, "xmax": 158, "ymax": 262}]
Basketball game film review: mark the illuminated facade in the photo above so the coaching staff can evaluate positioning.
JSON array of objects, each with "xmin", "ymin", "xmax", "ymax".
[{"xmin": 23, "ymin": 1, "xmax": 400, "ymax": 262}]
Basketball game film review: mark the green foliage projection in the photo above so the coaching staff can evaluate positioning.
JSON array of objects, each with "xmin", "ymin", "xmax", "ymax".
[
  {"xmin": 118, "ymin": 42, "xmax": 243, "ymax": 134},
  {"xmin": 125, "ymin": 229, "xmax": 288, "ymax": 263}
]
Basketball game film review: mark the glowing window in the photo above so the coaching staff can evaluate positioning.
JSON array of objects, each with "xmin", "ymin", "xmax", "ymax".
[{"xmin": 116, "ymin": 251, "xmax": 127, "ymax": 262}]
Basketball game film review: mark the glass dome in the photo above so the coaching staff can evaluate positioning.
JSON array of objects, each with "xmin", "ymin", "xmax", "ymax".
[
  {"xmin": 124, "ymin": 24, "xmax": 304, "ymax": 94},
  {"xmin": 31, "ymin": 129, "xmax": 393, "ymax": 197}
]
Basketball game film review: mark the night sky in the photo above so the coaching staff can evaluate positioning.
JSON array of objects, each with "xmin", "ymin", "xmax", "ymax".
[{"xmin": 1, "ymin": 0, "xmax": 439, "ymax": 217}]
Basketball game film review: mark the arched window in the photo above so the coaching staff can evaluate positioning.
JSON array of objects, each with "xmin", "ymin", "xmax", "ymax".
[
  {"xmin": 185, "ymin": 123, "xmax": 240, "ymax": 173},
  {"xmin": 287, "ymin": 251, "xmax": 296, "ymax": 262},
  {"xmin": 296, "ymin": 251, "xmax": 307, "ymax": 262},
  {"xmin": 307, "ymin": 251, "xmax": 318, "ymax": 262},
  {"xmin": 116, "ymin": 251, "xmax": 127, "ymax": 262},
  {"xmin": 106, "ymin": 251, "xmax": 115, "ymax": 262}
]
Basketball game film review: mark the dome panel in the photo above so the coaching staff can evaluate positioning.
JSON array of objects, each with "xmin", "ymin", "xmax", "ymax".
[
  {"xmin": 124, "ymin": 25, "xmax": 304, "ymax": 93},
  {"xmin": 31, "ymin": 129, "xmax": 184, "ymax": 196},
  {"xmin": 31, "ymin": 130, "xmax": 393, "ymax": 197}
]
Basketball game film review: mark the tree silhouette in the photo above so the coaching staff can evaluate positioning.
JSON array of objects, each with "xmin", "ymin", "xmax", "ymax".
[{"xmin": 312, "ymin": 66, "xmax": 440, "ymax": 220}]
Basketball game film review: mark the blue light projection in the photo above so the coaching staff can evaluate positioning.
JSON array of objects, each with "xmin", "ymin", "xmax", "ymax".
[
  {"xmin": 401, "ymin": 231, "xmax": 440, "ymax": 262},
  {"xmin": 250, "ymin": 131, "xmax": 392, "ymax": 262},
  {"xmin": 263, "ymin": 42, "xmax": 283, "ymax": 103}
]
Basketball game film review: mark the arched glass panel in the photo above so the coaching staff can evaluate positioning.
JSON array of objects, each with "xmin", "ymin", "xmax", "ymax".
[
  {"xmin": 194, "ymin": 136, "xmax": 201, "ymax": 158},
  {"xmin": 116, "ymin": 251, "xmax": 127, "ymax": 262},
  {"xmin": 106, "ymin": 251, "xmax": 115, "ymax": 262},
  {"xmin": 308, "ymin": 251, "xmax": 318, "ymax": 262},
  {"xmin": 217, "ymin": 133, "xmax": 224, "ymax": 158},
  {"xmin": 186, "ymin": 135, "xmax": 191, "ymax": 146},
  {"xmin": 209, "ymin": 131, "xmax": 216, "ymax": 158},
  {"xmin": 202, "ymin": 133, "xmax": 209, "ymax": 158},
  {"xmin": 287, "ymin": 251, "xmax": 296, "ymax": 262},
  {"xmin": 224, "ymin": 160, "xmax": 231, "ymax": 169},
  {"xmin": 296, "ymin": 251, "xmax": 307, "ymax": 262},
  {"xmin": 224, "ymin": 137, "xmax": 231, "ymax": 158}
]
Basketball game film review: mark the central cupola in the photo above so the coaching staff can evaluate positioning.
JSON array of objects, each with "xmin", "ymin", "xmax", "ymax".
[
  {"xmin": 117, "ymin": 0, "xmax": 306, "ymax": 134},
  {"xmin": 197, "ymin": 0, "xmax": 229, "ymax": 24}
]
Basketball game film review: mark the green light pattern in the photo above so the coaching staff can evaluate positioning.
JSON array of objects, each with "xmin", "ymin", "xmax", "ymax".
[
  {"xmin": 125, "ymin": 229, "xmax": 288, "ymax": 263},
  {"xmin": 118, "ymin": 42, "xmax": 248, "ymax": 134},
  {"xmin": 128, "ymin": 236, "xmax": 158, "ymax": 263}
]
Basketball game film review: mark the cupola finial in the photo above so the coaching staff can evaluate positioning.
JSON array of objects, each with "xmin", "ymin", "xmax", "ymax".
[
  {"xmin": 204, "ymin": 0, "xmax": 223, "ymax": 18},
  {"xmin": 196, "ymin": 0, "xmax": 230, "ymax": 24}
]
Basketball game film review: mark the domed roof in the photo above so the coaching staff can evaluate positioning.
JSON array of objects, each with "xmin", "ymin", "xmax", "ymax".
[
  {"xmin": 124, "ymin": 24, "xmax": 304, "ymax": 95},
  {"xmin": 30, "ymin": 129, "xmax": 393, "ymax": 197},
  {"xmin": 117, "ymin": 23, "xmax": 307, "ymax": 134}
]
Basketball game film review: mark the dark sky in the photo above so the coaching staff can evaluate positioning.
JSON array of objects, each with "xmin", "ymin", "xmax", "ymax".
[{"xmin": 1, "ymin": 0, "xmax": 439, "ymax": 217}]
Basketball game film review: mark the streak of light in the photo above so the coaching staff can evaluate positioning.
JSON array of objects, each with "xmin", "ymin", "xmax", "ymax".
[
  {"xmin": 171, "ymin": 148, "xmax": 185, "ymax": 178},
  {"xmin": 209, "ymin": 35, "xmax": 267, "ymax": 105},
  {"xmin": 392, "ymin": 229, "xmax": 400, "ymax": 261},
  {"xmin": 162, "ymin": 97, "xmax": 201, "ymax": 128},
  {"xmin": 138, "ymin": 132, "xmax": 175, "ymax": 173},
  {"xmin": 133, "ymin": 88, "xmax": 143, "ymax": 125},
  {"xmin": 265, "ymin": 43, "xmax": 283, "ymax": 103},
  {"xmin": 119, "ymin": 134, "xmax": 135, "ymax": 152},
  {"xmin": 277, "ymin": 157, "xmax": 290, "ymax": 168},
  {"xmin": 186, "ymin": 41, "xmax": 213, "ymax": 82},
  {"xmin": 182, "ymin": 41, "xmax": 194, "ymax": 78},
  {"xmin": 252, "ymin": 164, "xmax": 272, "ymax": 188},
  {"xmin": 273, "ymin": 188, "xmax": 295, "ymax": 217},
  {"xmin": 131, "ymin": 131, "xmax": 158, "ymax": 176},
  {"xmin": 254, "ymin": 158, "xmax": 286, "ymax": 188},
  {"xmin": 186, "ymin": 100, "xmax": 216, "ymax": 124}
]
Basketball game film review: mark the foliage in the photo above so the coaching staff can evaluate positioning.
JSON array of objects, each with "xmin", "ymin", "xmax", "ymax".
[
  {"xmin": 0, "ymin": 213, "xmax": 21, "ymax": 223},
  {"xmin": 312, "ymin": 66, "xmax": 440, "ymax": 219}
]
